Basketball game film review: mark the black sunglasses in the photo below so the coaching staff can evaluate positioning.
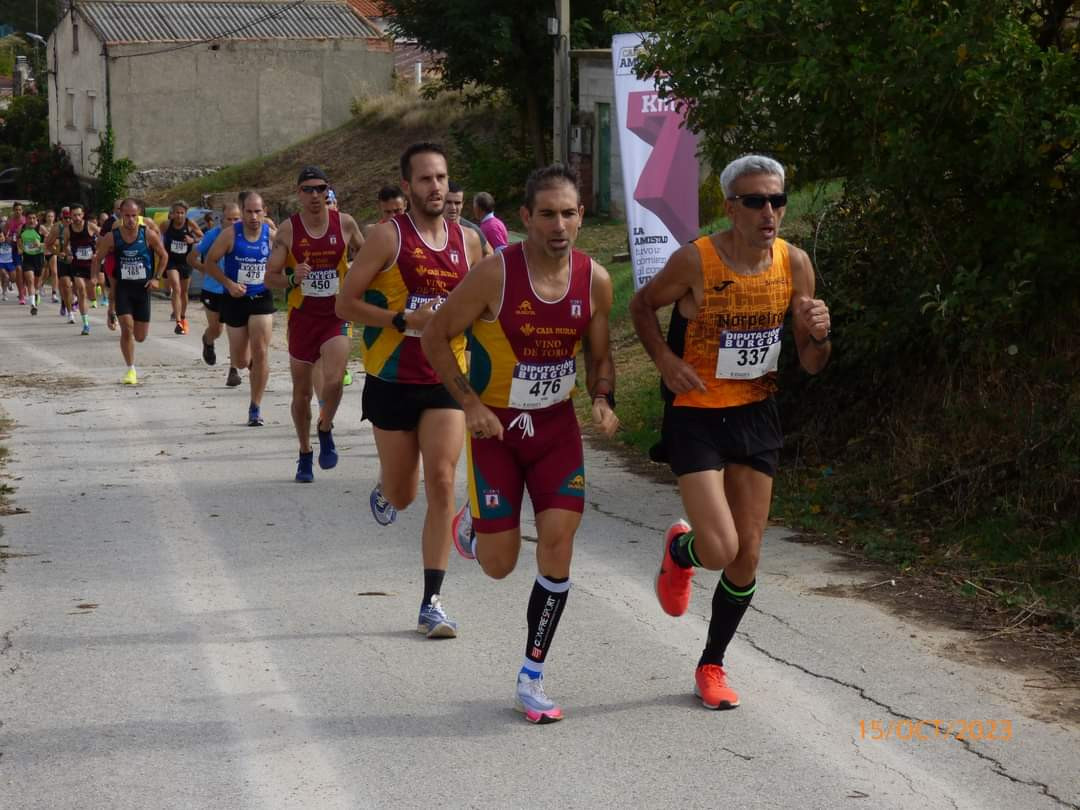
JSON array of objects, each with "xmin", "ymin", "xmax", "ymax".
[
  {"xmin": 728, "ymin": 193, "xmax": 787, "ymax": 210},
  {"xmin": 300, "ymin": 184, "xmax": 329, "ymax": 195}
]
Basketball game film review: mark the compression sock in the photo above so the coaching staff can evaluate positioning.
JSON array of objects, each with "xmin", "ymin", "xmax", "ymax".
[
  {"xmin": 670, "ymin": 530, "xmax": 700, "ymax": 569},
  {"xmin": 422, "ymin": 569, "xmax": 446, "ymax": 607},
  {"xmin": 699, "ymin": 572, "xmax": 756, "ymax": 667},
  {"xmin": 522, "ymin": 575, "xmax": 570, "ymax": 678}
]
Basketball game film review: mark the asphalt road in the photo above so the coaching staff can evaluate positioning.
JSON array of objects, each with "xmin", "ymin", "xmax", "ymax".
[{"xmin": 1, "ymin": 296, "xmax": 1077, "ymax": 809}]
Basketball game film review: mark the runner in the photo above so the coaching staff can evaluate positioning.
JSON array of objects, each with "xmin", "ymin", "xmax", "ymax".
[
  {"xmin": 444, "ymin": 182, "xmax": 492, "ymax": 258},
  {"xmin": 0, "ymin": 229, "xmax": 15, "ymax": 300},
  {"xmin": 19, "ymin": 212, "xmax": 45, "ymax": 315},
  {"xmin": 44, "ymin": 206, "xmax": 76, "ymax": 319},
  {"xmin": 162, "ymin": 201, "xmax": 203, "ymax": 334},
  {"xmin": 422, "ymin": 164, "xmax": 618, "ymax": 723},
  {"xmin": 362, "ymin": 185, "xmax": 407, "ymax": 237},
  {"xmin": 266, "ymin": 166, "xmax": 364, "ymax": 482},
  {"xmin": 40, "ymin": 209, "xmax": 59, "ymax": 304},
  {"xmin": 5, "ymin": 203, "xmax": 27, "ymax": 303},
  {"xmin": 190, "ymin": 204, "xmax": 248, "ymax": 386},
  {"xmin": 90, "ymin": 198, "xmax": 169, "ymax": 383},
  {"xmin": 64, "ymin": 205, "xmax": 99, "ymax": 332},
  {"xmin": 337, "ymin": 142, "xmax": 483, "ymax": 639},
  {"xmin": 203, "ymin": 192, "xmax": 275, "ymax": 426},
  {"xmin": 629, "ymin": 154, "xmax": 832, "ymax": 710}
]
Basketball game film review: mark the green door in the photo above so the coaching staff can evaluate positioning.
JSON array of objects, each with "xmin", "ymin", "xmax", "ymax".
[{"xmin": 597, "ymin": 102, "xmax": 611, "ymax": 216}]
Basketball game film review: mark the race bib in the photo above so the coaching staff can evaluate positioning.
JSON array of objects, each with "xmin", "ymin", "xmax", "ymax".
[
  {"xmin": 508, "ymin": 358, "xmax": 576, "ymax": 410},
  {"xmin": 170, "ymin": 239, "xmax": 189, "ymax": 254},
  {"xmin": 236, "ymin": 259, "xmax": 266, "ymax": 286},
  {"xmin": 404, "ymin": 293, "xmax": 443, "ymax": 337},
  {"xmin": 0, "ymin": 245, "xmax": 11, "ymax": 262},
  {"xmin": 120, "ymin": 259, "xmax": 147, "ymax": 281},
  {"xmin": 301, "ymin": 268, "xmax": 339, "ymax": 297},
  {"xmin": 75, "ymin": 246, "xmax": 93, "ymax": 261},
  {"xmin": 714, "ymin": 327, "xmax": 782, "ymax": 380}
]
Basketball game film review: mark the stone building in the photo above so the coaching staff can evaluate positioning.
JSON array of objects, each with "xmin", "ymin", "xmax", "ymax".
[{"xmin": 46, "ymin": 0, "xmax": 393, "ymax": 190}]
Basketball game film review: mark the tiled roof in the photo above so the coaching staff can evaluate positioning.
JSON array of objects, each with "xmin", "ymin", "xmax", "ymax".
[
  {"xmin": 347, "ymin": 0, "xmax": 390, "ymax": 16},
  {"xmin": 77, "ymin": 1, "xmax": 382, "ymax": 44}
]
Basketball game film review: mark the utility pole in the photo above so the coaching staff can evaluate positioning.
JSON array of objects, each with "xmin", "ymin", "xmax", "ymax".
[{"xmin": 551, "ymin": 0, "xmax": 570, "ymax": 166}]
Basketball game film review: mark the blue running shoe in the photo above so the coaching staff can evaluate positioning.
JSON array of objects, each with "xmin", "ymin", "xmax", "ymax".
[
  {"xmin": 515, "ymin": 670, "xmax": 563, "ymax": 724},
  {"xmin": 317, "ymin": 426, "xmax": 338, "ymax": 470},
  {"xmin": 295, "ymin": 451, "xmax": 314, "ymax": 483},
  {"xmin": 247, "ymin": 405, "xmax": 264, "ymax": 427},
  {"xmin": 452, "ymin": 503, "xmax": 476, "ymax": 560},
  {"xmin": 416, "ymin": 595, "xmax": 458, "ymax": 638},
  {"xmin": 369, "ymin": 484, "xmax": 397, "ymax": 526}
]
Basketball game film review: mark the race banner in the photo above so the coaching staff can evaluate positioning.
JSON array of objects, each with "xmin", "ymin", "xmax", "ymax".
[{"xmin": 612, "ymin": 33, "xmax": 701, "ymax": 291}]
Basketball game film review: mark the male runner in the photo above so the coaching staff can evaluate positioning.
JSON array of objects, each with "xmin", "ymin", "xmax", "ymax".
[
  {"xmin": 40, "ymin": 210, "xmax": 59, "ymax": 304},
  {"xmin": 90, "ymin": 198, "xmax": 169, "ymax": 384},
  {"xmin": 5, "ymin": 203, "xmax": 26, "ymax": 303},
  {"xmin": 423, "ymin": 164, "xmax": 618, "ymax": 724},
  {"xmin": 45, "ymin": 207, "xmax": 75, "ymax": 318},
  {"xmin": 362, "ymin": 185, "xmax": 407, "ymax": 237},
  {"xmin": 190, "ymin": 203, "xmax": 247, "ymax": 386},
  {"xmin": 163, "ymin": 201, "xmax": 203, "ymax": 334},
  {"xmin": 266, "ymin": 166, "xmax": 364, "ymax": 482},
  {"xmin": 444, "ymin": 182, "xmax": 491, "ymax": 258},
  {"xmin": 63, "ymin": 205, "xmax": 100, "ymax": 332},
  {"xmin": 629, "ymin": 154, "xmax": 832, "ymax": 710},
  {"xmin": 337, "ymin": 143, "xmax": 483, "ymax": 639},
  {"xmin": 203, "ymin": 192, "xmax": 275, "ymax": 426}
]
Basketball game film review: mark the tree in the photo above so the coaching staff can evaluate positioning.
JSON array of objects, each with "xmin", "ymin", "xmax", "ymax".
[
  {"xmin": 91, "ymin": 128, "xmax": 136, "ymax": 211},
  {"xmin": 386, "ymin": 1, "xmax": 617, "ymax": 166}
]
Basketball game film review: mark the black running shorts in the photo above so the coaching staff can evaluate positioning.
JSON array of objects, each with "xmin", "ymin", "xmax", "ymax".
[
  {"xmin": 659, "ymin": 397, "xmax": 783, "ymax": 478},
  {"xmin": 200, "ymin": 290, "xmax": 225, "ymax": 313},
  {"xmin": 113, "ymin": 279, "xmax": 151, "ymax": 322},
  {"xmin": 361, "ymin": 373, "xmax": 461, "ymax": 431},
  {"xmin": 220, "ymin": 290, "xmax": 275, "ymax": 328},
  {"xmin": 58, "ymin": 260, "xmax": 74, "ymax": 278},
  {"xmin": 22, "ymin": 253, "xmax": 44, "ymax": 275}
]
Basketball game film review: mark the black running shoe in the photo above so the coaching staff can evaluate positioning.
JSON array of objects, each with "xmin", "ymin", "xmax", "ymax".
[
  {"xmin": 202, "ymin": 340, "xmax": 216, "ymax": 366},
  {"xmin": 226, "ymin": 367, "xmax": 241, "ymax": 387}
]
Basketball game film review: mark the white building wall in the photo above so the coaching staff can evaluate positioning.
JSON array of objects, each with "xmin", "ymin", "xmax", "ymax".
[{"xmin": 47, "ymin": 9, "xmax": 109, "ymax": 177}]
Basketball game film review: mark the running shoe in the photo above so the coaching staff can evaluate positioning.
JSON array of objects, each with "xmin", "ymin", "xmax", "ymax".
[
  {"xmin": 80, "ymin": 323, "xmax": 90, "ymax": 336},
  {"xmin": 30, "ymin": 304, "xmax": 37, "ymax": 316},
  {"xmin": 295, "ymin": 451, "xmax": 314, "ymax": 483},
  {"xmin": 694, "ymin": 664, "xmax": 740, "ymax": 710},
  {"xmin": 452, "ymin": 503, "xmax": 476, "ymax": 560},
  {"xmin": 369, "ymin": 484, "xmax": 398, "ymax": 526},
  {"xmin": 1, "ymin": 291, "xmax": 7, "ymax": 301},
  {"xmin": 226, "ymin": 367, "xmax": 242, "ymax": 387},
  {"xmin": 60, "ymin": 304, "xmax": 68, "ymax": 317},
  {"xmin": 515, "ymin": 671, "xmax": 563, "ymax": 724},
  {"xmin": 247, "ymin": 405, "xmax": 264, "ymax": 427},
  {"xmin": 416, "ymin": 595, "xmax": 458, "ymax": 638},
  {"xmin": 90, "ymin": 298, "xmax": 98, "ymax": 308},
  {"xmin": 122, "ymin": 368, "xmax": 137, "ymax": 386},
  {"xmin": 202, "ymin": 339, "xmax": 216, "ymax": 366},
  {"xmin": 180, "ymin": 318, "xmax": 189, "ymax": 335},
  {"xmin": 343, "ymin": 369, "xmax": 353, "ymax": 386},
  {"xmin": 68, "ymin": 312, "xmax": 76, "ymax": 324},
  {"xmin": 174, "ymin": 321, "xmax": 184, "ymax": 335},
  {"xmin": 656, "ymin": 519, "xmax": 694, "ymax": 617},
  {"xmin": 51, "ymin": 291, "xmax": 58, "ymax": 303},
  {"xmin": 317, "ymin": 426, "xmax": 338, "ymax": 470}
]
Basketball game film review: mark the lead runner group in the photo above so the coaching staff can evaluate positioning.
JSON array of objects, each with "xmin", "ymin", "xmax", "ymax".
[{"xmin": 1, "ymin": 145, "xmax": 831, "ymax": 724}]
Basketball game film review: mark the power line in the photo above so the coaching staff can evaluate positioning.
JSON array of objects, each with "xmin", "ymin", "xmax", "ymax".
[{"xmin": 109, "ymin": 0, "xmax": 306, "ymax": 60}]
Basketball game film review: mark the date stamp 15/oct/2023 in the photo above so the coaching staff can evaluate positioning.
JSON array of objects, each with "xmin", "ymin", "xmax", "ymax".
[{"xmin": 858, "ymin": 719, "xmax": 1014, "ymax": 742}]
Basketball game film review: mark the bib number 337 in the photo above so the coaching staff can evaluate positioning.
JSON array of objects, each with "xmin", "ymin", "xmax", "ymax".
[{"xmin": 715, "ymin": 327, "xmax": 782, "ymax": 380}]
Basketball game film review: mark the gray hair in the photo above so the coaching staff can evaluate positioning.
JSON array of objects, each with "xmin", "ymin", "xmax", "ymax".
[{"xmin": 719, "ymin": 155, "xmax": 785, "ymax": 198}]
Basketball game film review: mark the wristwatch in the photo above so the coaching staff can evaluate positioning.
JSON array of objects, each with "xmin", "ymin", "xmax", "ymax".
[{"xmin": 392, "ymin": 311, "xmax": 408, "ymax": 333}]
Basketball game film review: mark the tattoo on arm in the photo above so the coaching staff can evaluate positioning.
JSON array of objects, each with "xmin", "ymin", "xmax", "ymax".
[{"xmin": 452, "ymin": 374, "xmax": 474, "ymax": 396}]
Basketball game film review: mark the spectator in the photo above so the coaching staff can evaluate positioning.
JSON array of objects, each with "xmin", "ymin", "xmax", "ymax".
[{"xmin": 472, "ymin": 191, "xmax": 508, "ymax": 253}]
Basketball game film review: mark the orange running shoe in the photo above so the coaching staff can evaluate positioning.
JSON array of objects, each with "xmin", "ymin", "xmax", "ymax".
[
  {"xmin": 180, "ymin": 318, "xmax": 189, "ymax": 334},
  {"xmin": 695, "ymin": 664, "xmax": 739, "ymax": 709},
  {"xmin": 655, "ymin": 519, "xmax": 693, "ymax": 616}
]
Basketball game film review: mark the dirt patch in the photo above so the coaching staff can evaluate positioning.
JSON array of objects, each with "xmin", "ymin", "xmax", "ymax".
[
  {"xmin": 0, "ymin": 373, "xmax": 93, "ymax": 393},
  {"xmin": 811, "ymin": 550, "xmax": 1080, "ymax": 726}
]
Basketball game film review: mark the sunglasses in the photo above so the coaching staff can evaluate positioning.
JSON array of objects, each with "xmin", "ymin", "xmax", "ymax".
[
  {"xmin": 300, "ymin": 184, "xmax": 329, "ymax": 195},
  {"xmin": 728, "ymin": 193, "xmax": 788, "ymax": 210}
]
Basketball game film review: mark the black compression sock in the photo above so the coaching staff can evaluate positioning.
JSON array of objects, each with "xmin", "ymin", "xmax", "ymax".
[
  {"xmin": 699, "ymin": 571, "xmax": 756, "ymax": 667},
  {"xmin": 422, "ymin": 569, "xmax": 446, "ymax": 606},
  {"xmin": 524, "ymin": 575, "xmax": 570, "ymax": 671}
]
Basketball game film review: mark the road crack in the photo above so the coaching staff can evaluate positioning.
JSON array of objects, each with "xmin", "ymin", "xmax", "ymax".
[{"xmin": 740, "ymin": 630, "xmax": 1079, "ymax": 809}]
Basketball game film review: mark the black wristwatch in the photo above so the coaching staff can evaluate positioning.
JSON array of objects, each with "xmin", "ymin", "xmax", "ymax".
[{"xmin": 392, "ymin": 311, "xmax": 408, "ymax": 333}]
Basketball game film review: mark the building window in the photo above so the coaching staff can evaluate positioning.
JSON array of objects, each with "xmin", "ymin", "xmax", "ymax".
[
  {"xmin": 72, "ymin": 21, "xmax": 79, "ymax": 53},
  {"xmin": 85, "ymin": 91, "xmax": 98, "ymax": 131},
  {"xmin": 65, "ymin": 91, "xmax": 76, "ymax": 128}
]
